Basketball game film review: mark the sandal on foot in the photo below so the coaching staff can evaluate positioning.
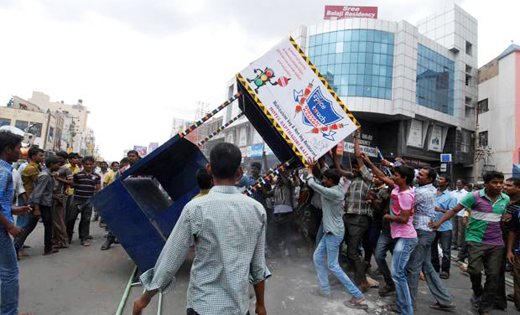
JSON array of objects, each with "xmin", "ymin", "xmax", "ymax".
[
  {"xmin": 382, "ymin": 304, "xmax": 400, "ymax": 313},
  {"xmin": 430, "ymin": 302, "xmax": 456, "ymax": 312},
  {"xmin": 344, "ymin": 299, "xmax": 368, "ymax": 310}
]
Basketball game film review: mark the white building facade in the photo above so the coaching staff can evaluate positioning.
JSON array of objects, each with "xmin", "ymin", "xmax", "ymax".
[{"xmin": 477, "ymin": 44, "xmax": 520, "ymax": 178}]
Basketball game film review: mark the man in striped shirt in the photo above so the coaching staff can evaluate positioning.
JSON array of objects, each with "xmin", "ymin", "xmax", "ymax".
[
  {"xmin": 66, "ymin": 156, "xmax": 101, "ymax": 247},
  {"xmin": 432, "ymin": 171, "xmax": 509, "ymax": 315}
]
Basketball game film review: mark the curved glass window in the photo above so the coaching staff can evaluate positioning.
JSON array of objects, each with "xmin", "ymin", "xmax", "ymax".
[
  {"xmin": 416, "ymin": 44, "xmax": 455, "ymax": 115},
  {"xmin": 308, "ymin": 29, "xmax": 395, "ymax": 100}
]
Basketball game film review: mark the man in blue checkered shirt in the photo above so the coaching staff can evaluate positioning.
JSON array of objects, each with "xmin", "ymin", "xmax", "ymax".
[
  {"xmin": 133, "ymin": 143, "xmax": 270, "ymax": 315},
  {"xmin": 0, "ymin": 131, "xmax": 32, "ymax": 315},
  {"xmin": 406, "ymin": 167, "xmax": 454, "ymax": 311}
]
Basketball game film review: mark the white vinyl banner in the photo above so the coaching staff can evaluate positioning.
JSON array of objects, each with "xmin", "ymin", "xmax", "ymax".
[{"xmin": 237, "ymin": 37, "xmax": 359, "ymax": 162}]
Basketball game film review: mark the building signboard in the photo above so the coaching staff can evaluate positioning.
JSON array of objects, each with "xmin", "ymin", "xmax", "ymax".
[
  {"xmin": 407, "ymin": 119, "xmax": 424, "ymax": 148},
  {"xmin": 237, "ymin": 38, "xmax": 359, "ymax": 163},
  {"xmin": 440, "ymin": 153, "xmax": 452, "ymax": 163},
  {"xmin": 428, "ymin": 125, "xmax": 443, "ymax": 152},
  {"xmin": 324, "ymin": 6, "xmax": 378, "ymax": 20},
  {"xmin": 344, "ymin": 141, "xmax": 377, "ymax": 157},
  {"xmin": 148, "ymin": 142, "xmax": 159, "ymax": 153},
  {"xmin": 247, "ymin": 143, "xmax": 264, "ymax": 158},
  {"xmin": 133, "ymin": 145, "xmax": 147, "ymax": 157}
]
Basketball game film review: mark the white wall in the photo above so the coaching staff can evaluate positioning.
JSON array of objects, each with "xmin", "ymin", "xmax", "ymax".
[{"xmin": 478, "ymin": 53, "xmax": 516, "ymax": 177}]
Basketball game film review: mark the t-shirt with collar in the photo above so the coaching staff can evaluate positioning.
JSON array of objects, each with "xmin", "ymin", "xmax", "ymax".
[
  {"xmin": 22, "ymin": 161, "xmax": 41, "ymax": 197},
  {"xmin": 460, "ymin": 189, "xmax": 510, "ymax": 246}
]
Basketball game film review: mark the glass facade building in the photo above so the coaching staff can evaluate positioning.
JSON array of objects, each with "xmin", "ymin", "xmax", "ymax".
[
  {"xmin": 416, "ymin": 44, "xmax": 455, "ymax": 115},
  {"xmin": 308, "ymin": 30, "xmax": 395, "ymax": 100}
]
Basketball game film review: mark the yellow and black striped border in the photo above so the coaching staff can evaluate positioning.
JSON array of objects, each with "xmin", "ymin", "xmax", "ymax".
[
  {"xmin": 236, "ymin": 73, "xmax": 307, "ymax": 165},
  {"xmin": 288, "ymin": 36, "xmax": 361, "ymax": 129}
]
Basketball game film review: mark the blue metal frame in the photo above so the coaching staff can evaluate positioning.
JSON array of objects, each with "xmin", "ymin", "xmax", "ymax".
[{"xmin": 92, "ymin": 136, "xmax": 207, "ymax": 271}]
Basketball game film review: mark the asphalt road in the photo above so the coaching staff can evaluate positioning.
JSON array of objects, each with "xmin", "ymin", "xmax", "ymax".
[{"xmin": 17, "ymin": 222, "xmax": 515, "ymax": 315}]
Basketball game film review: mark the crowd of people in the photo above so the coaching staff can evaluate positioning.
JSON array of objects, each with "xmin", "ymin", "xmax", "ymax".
[
  {"xmin": 0, "ymin": 129, "xmax": 144, "ymax": 315},
  {"xmin": 2, "ymin": 128, "xmax": 520, "ymax": 315}
]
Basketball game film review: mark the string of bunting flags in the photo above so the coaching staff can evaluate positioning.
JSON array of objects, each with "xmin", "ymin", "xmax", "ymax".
[{"xmin": 244, "ymin": 159, "xmax": 294, "ymax": 196}]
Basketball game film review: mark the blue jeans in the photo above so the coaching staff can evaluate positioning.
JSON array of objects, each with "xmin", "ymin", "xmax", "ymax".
[
  {"xmin": 391, "ymin": 237, "xmax": 418, "ymax": 315},
  {"xmin": 15, "ymin": 196, "xmax": 28, "ymax": 229},
  {"xmin": 375, "ymin": 227, "xmax": 396, "ymax": 286},
  {"xmin": 406, "ymin": 230, "xmax": 452, "ymax": 309},
  {"xmin": 314, "ymin": 233, "xmax": 363, "ymax": 298},
  {"xmin": 0, "ymin": 228, "xmax": 19, "ymax": 315}
]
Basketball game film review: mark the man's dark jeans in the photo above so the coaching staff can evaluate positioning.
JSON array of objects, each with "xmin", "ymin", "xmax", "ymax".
[
  {"xmin": 343, "ymin": 213, "xmax": 369, "ymax": 285},
  {"xmin": 187, "ymin": 309, "xmax": 250, "ymax": 315},
  {"xmin": 15, "ymin": 205, "xmax": 53, "ymax": 252},
  {"xmin": 431, "ymin": 230, "xmax": 452, "ymax": 273},
  {"xmin": 467, "ymin": 241, "xmax": 505, "ymax": 312},
  {"xmin": 66, "ymin": 198, "xmax": 93, "ymax": 242},
  {"xmin": 14, "ymin": 213, "xmax": 39, "ymax": 252},
  {"xmin": 375, "ymin": 227, "xmax": 396, "ymax": 286}
]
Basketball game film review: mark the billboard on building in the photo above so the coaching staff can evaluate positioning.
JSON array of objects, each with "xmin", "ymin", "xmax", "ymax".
[
  {"xmin": 133, "ymin": 145, "xmax": 147, "ymax": 157},
  {"xmin": 148, "ymin": 142, "xmax": 159, "ymax": 153},
  {"xmin": 247, "ymin": 143, "xmax": 264, "ymax": 158},
  {"xmin": 237, "ymin": 38, "xmax": 359, "ymax": 163},
  {"xmin": 324, "ymin": 6, "xmax": 378, "ymax": 20}
]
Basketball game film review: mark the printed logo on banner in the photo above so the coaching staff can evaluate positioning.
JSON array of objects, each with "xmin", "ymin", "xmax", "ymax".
[
  {"xmin": 294, "ymin": 84, "xmax": 344, "ymax": 141},
  {"xmin": 246, "ymin": 67, "xmax": 290, "ymax": 94}
]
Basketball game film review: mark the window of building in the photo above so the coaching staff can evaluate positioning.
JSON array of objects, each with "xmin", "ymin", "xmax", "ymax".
[
  {"xmin": 308, "ymin": 29, "xmax": 395, "ymax": 100},
  {"xmin": 48, "ymin": 127, "xmax": 54, "ymax": 141},
  {"xmin": 0, "ymin": 118, "xmax": 10, "ymax": 127},
  {"xmin": 466, "ymin": 41, "xmax": 473, "ymax": 56},
  {"xmin": 466, "ymin": 64, "xmax": 472, "ymax": 73},
  {"xmin": 461, "ymin": 130, "xmax": 471, "ymax": 153},
  {"xmin": 15, "ymin": 120, "xmax": 28, "ymax": 131},
  {"xmin": 479, "ymin": 131, "xmax": 488, "ymax": 147},
  {"xmin": 465, "ymin": 106, "xmax": 475, "ymax": 118},
  {"xmin": 465, "ymin": 74, "xmax": 472, "ymax": 86},
  {"xmin": 416, "ymin": 44, "xmax": 455, "ymax": 115},
  {"xmin": 29, "ymin": 122, "xmax": 43, "ymax": 137},
  {"xmin": 477, "ymin": 99, "xmax": 489, "ymax": 114}
]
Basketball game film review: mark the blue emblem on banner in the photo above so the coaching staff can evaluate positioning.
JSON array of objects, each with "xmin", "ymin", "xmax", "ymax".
[{"xmin": 295, "ymin": 87, "xmax": 343, "ymax": 141}]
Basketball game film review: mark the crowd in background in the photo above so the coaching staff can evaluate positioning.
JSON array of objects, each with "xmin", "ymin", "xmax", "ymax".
[{"xmin": 3, "ymin": 128, "xmax": 520, "ymax": 315}]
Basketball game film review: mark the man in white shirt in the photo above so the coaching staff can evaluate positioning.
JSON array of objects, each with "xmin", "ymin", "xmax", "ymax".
[{"xmin": 451, "ymin": 179, "xmax": 469, "ymax": 250}]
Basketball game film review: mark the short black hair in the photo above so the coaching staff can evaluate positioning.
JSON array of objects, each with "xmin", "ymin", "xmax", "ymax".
[
  {"xmin": 127, "ymin": 150, "xmax": 139, "ymax": 157},
  {"xmin": 56, "ymin": 151, "xmax": 69, "ymax": 159},
  {"xmin": 250, "ymin": 162, "xmax": 262, "ymax": 171},
  {"xmin": 120, "ymin": 157, "xmax": 129, "ymax": 164},
  {"xmin": 438, "ymin": 173, "xmax": 451, "ymax": 184},
  {"xmin": 483, "ymin": 171, "xmax": 504, "ymax": 184},
  {"xmin": 196, "ymin": 168, "xmax": 213, "ymax": 190},
  {"xmin": 323, "ymin": 169, "xmax": 341, "ymax": 185},
  {"xmin": 69, "ymin": 153, "xmax": 80, "ymax": 160},
  {"xmin": 110, "ymin": 161, "xmax": 119, "ymax": 167},
  {"xmin": 464, "ymin": 183, "xmax": 473, "ymax": 190},
  {"xmin": 351, "ymin": 159, "xmax": 359, "ymax": 168},
  {"xmin": 28, "ymin": 146, "xmax": 44, "ymax": 159},
  {"xmin": 82, "ymin": 156, "xmax": 95, "ymax": 164},
  {"xmin": 209, "ymin": 143, "xmax": 241, "ymax": 179},
  {"xmin": 100, "ymin": 161, "xmax": 108, "ymax": 166},
  {"xmin": 45, "ymin": 156, "xmax": 60, "ymax": 167},
  {"xmin": 506, "ymin": 177, "xmax": 520, "ymax": 188},
  {"xmin": 0, "ymin": 131, "xmax": 23, "ymax": 154},
  {"xmin": 456, "ymin": 178, "xmax": 466, "ymax": 185},
  {"xmin": 421, "ymin": 166, "xmax": 437, "ymax": 182},
  {"xmin": 395, "ymin": 165, "xmax": 415, "ymax": 186}
]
